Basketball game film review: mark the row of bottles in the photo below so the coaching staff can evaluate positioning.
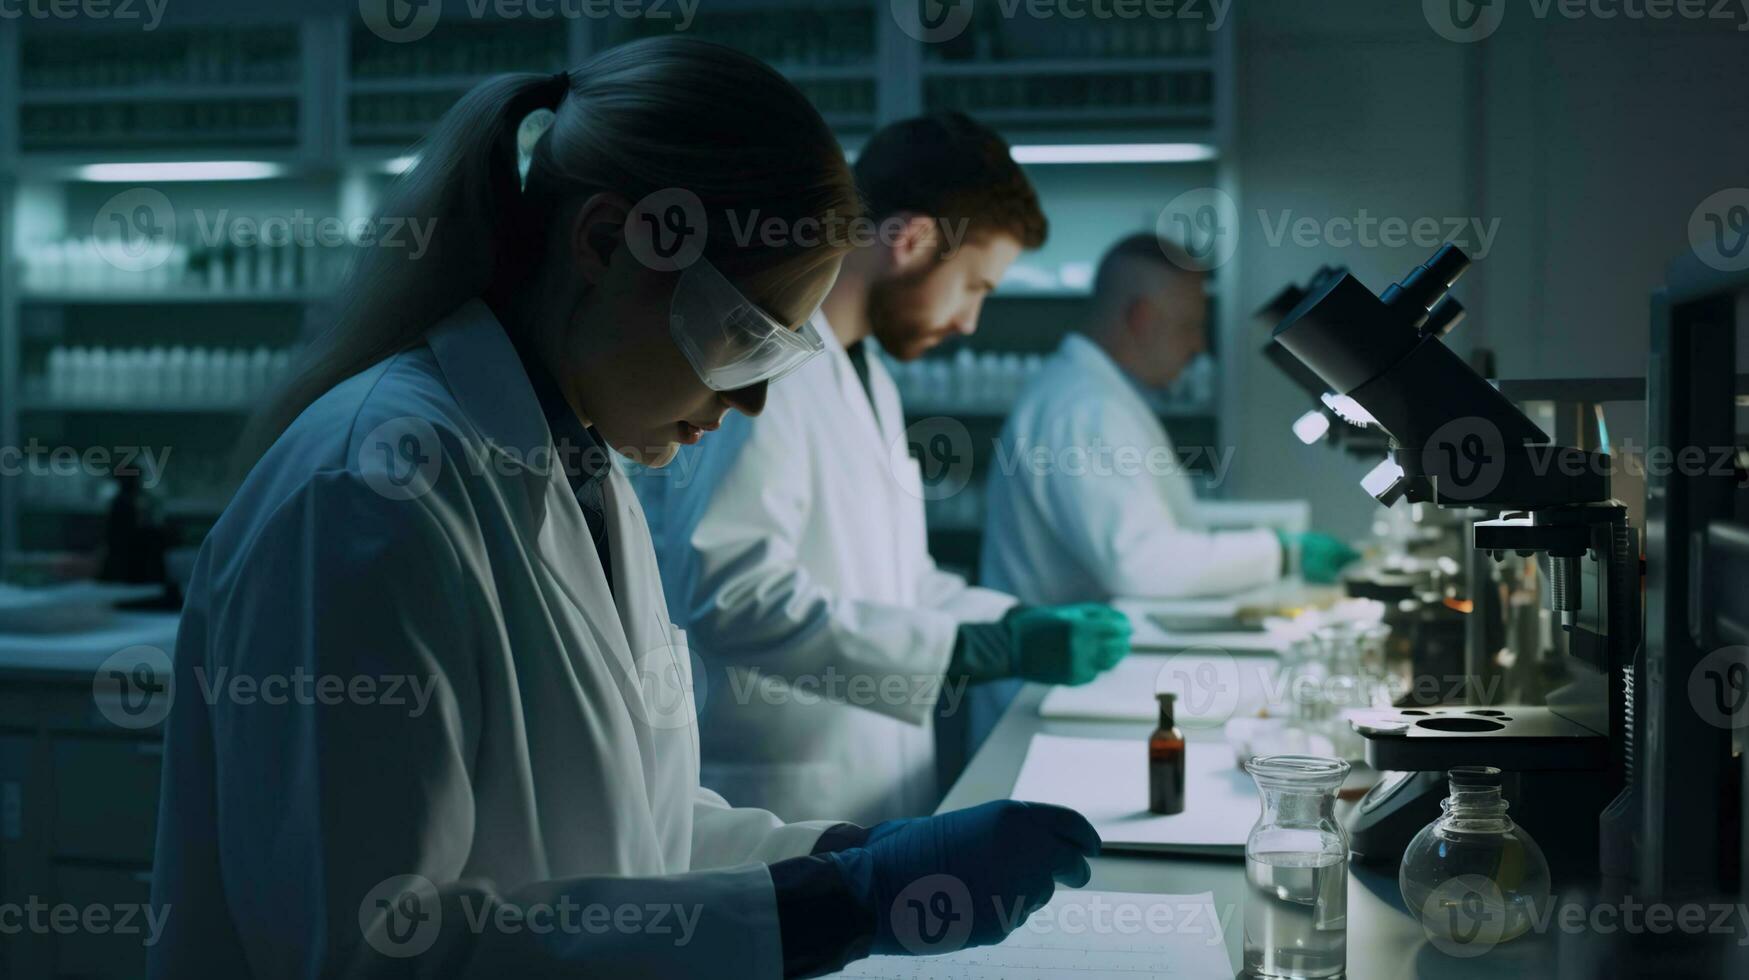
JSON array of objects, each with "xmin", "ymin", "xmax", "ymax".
[
  {"xmin": 352, "ymin": 29, "xmax": 565, "ymax": 80},
  {"xmin": 925, "ymin": 71, "xmax": 1214, "ymax": 115},
  {"xmin": 22, "ymin": 28, "xmax": 300, "ymax": 90},
  {"xmin": 923, "ymin": 481, "xmax": 986, "ymax": 530},
  {"xmin": 16, "ymin": 456, "xmax": 234, "ymax": 516},
  {"xmin": 29, "ymin": 346, "xmax": 295, "ymax": 408},
  {"xmin": 931, "ymin": 18, "xmax": 1215, "ymax": 62},
  {"xmin": 794, "ymin": 79, "xmax": 877, "ymax": 118},
  {"xmin": 887, "ymin": 349, "xmax": 1216, "ymax": 414},
  {"xmin": 21, "ymin": 100, "xmax": 299, "ymax": 150},
  {"xmin": 613, "ymin": 8, "xmax": 875, "ymax": 66},
  {"xmin": 19, "ymin": 236, "xmax": 351, "ymax": 296},
  {"xmin": 351, "ymin": 93, "xmax": 465, "ymax": 137}
]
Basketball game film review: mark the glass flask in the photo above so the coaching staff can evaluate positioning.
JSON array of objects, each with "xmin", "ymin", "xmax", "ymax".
[
  {"xmin": 1399, "ymin": 766, "xmax": 1550, "ymax": 945},
  {"xmin": 1282, "ymin": 622, "xmax": 1391, "ymax": 761},
  {"xmin": 1243, "ymin": 755, "xmax": 1351, "ymax": 979}
]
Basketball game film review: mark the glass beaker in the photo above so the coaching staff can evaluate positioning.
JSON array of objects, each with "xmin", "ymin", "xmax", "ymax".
[
  {"xmin": 1399, "ymin": 766, "xmax": 1550, "ymax": 946},
  {"xmin": 1243, "ymin": 755, "xmax": 1351, "ymax": 980}
]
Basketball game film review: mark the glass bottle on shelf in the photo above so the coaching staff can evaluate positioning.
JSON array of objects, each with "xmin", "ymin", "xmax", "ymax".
[
  {"xmin": 1148, "ymin": 693, "xmax": 1185, "ymax": 814},
  {"xmin": 1399, "ymin": 766, "xmax": 1551, "ymax": 947},
  {"xmin": 1243, "ymin": 755, "xmax": 1350, "ymax": 980}
]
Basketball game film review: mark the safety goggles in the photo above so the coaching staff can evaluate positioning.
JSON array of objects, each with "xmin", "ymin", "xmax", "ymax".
[{"xmin": 669, "ymin": 257, "xmax": 825, "ymax": 392}]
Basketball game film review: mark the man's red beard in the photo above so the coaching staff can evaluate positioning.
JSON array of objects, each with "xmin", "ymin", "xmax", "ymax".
[{"xmin": 866, "ymin": 266, "xmax": 951, "ymax": 362}]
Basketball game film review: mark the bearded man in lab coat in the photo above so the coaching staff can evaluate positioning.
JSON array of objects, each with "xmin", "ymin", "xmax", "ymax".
[
  {"xmin": 635, "ymin": 114, "xmax": 1130, "ymax": 826},
  {"xmin": 981, "ymin": 233, "xmax": 1360, "ymax": 605}
]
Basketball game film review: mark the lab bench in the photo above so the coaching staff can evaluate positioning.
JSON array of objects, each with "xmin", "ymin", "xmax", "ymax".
[
  {"xmin": 937, "ymin": 682, "xmax": 1560, "ymax": 980},
  {"xmin": 0, "ymin": 613, "xmax": 175, "ymax": 980}
]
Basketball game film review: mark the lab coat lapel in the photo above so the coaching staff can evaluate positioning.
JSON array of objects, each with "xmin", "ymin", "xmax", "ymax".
[
  {"xmin": 814, "ymin": 312, "xmax": 892, "ymax": 448},
  {"xmin": 425, "ymin": 302, "xmax": 641, "ymax": 683}
]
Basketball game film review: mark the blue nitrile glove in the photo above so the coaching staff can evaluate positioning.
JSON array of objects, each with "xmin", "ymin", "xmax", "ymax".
[
  {"xmin": 821, "ymin": 800, "xmax": 1100, "ymax": 956},
  {"xmin": 1278, "ymin": 531, "xmax": 1362, "ymax": 584}
]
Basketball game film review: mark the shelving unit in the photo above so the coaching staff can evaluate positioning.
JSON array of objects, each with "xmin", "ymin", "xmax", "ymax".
[{"xmin": 1, "ymin": 4, "xmax": 1237, "ymax": 585}]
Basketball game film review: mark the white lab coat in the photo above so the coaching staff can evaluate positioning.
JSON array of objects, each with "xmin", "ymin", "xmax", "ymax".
[
  {"xmin": 149, "ymin": 301, "xmax": 835, "ymax": 980},
  {"xmin": 634, "ymin": 314, "xmax": 1016, "ymax": 827},
  {"xmin": 981, "ymin": 333, "xmax": 1283, "ymax": 605}
]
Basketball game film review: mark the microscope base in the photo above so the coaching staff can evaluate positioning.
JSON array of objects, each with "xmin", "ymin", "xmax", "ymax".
[{"xmin": 1351, "ymin": 705, "xmax": 1610, "ymax": 771}]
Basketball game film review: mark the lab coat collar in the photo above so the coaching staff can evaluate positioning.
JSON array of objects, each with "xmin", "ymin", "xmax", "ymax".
[
  {"xmin": 1059, "ymin": 332, "xmax": 1159, "ymax": 412},
  {"xmin": 809, "ymin": 309, "xmax": 894, "ymax": 443},
  {"xmin": 426, "ymin": 299, "xmax": 557, "ymax": 472}
]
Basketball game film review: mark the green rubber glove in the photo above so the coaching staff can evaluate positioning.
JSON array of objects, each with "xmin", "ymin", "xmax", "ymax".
[
  {"xmin": 1278, "ymin": 531, "xmax": 1362, "ymax": 585},
  {"xmin": 1006, "ymin": 603, "xmax": 1132, "ymax": 686}
]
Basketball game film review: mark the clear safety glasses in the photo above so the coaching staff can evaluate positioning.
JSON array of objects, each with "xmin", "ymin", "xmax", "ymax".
[{"xmin": 669, "ymin": 257, "xmax": 825, "ymax": 392}]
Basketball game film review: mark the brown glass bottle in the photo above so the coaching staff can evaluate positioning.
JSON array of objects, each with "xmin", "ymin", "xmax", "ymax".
[{"xmin": 1149, "ymin": 693, "xmax": 1186, "ymax": 815}]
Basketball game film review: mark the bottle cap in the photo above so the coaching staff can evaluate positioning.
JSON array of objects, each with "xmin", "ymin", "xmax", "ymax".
[{"xmin": 1156, "ymin": 692, "xmax": 1176, "ymax": 705}]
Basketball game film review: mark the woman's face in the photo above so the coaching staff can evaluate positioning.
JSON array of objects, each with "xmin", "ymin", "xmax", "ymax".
[
  {"xmin": 550, "ymin": 197, "xmax": 840, "ymax": 467},
  {"xmin": 570, "ymin": 257, "xmax": 760, "ymax": 467}
]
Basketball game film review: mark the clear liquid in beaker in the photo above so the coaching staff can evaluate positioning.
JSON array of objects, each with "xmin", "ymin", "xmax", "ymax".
[{"xmin": 1243, "ymin": 850, "xmax": 1347, "ymax": 979}]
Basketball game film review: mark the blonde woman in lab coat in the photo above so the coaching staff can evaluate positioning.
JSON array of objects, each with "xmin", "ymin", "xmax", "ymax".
[{"xmin": 149, "ymin": 39, "xmax": 1098, "ymax": 980}]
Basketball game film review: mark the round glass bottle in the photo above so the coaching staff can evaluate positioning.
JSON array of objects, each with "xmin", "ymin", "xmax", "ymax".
[
  {"xmin": 1399, "ymin": 766, "xmax": 1550, "ymax": 945},
  {"xmin": 1242, "ymin": 755, "xmax": 1351, "ymax": 979}
]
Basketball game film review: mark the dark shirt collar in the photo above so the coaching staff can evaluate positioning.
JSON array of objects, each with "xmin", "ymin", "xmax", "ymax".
[{"xmin": 508, "ymin": 332, "xmax": 612, "ymax": 498}]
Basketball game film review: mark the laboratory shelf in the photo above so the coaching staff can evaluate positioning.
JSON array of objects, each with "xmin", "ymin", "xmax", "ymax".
[
  {"xmin": 347, "ymin": 75, "xmax": 498, "ymax": 95},
  {"xmin": 943, "ymin": 107, "xmax": 1214, "ymax": 126},
  {"xmin": 17, "ymin": 401, "xmax": 253, "ymax": 415},
  {"xmin": 20, "ymin": 498, "xmax": 231, "ymax": 519},
  {"xmin": 922, "ymin": 57, "xmax": 1215, "ymax": 76},
  {"xmin": 17, "ymin": 84, "xmax": 303, "ymax": 106},
  {"xmin": 772, "ymin": 63, "xmax": 878, "ymax": 81},
  {"xmin": 17, "ymin": 290, "xmax": 323, "ymax": 306},
  {"xmin": 1, "ymin": 7, "xmax": 1236, "ymax": 588}
]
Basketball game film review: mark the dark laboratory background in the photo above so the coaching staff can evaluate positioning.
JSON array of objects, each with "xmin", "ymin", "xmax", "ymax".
[{"xmin": 1, "ymin": 0, "xmax": 1747, "ymax": 977}]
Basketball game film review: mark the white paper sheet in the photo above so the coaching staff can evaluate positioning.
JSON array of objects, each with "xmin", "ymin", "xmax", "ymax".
[
  {"xmin": 1038, "ymin": 651, "xmax": 1283, "ymax": 724},
  {"xmin": 1115, "ymin": 599, "xmax": 1309, "ymax": 654},
  {"xmin": 1010, "ymin": 735, "xmax": 1257, "ymax": 856},
  {"xmin": 840, "ymin": 889, "xmax": 1234, "ymax": 979}
]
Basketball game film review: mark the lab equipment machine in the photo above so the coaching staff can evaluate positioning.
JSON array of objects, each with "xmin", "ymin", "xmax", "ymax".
[{"xmin": 1270, "ymin": 244, "xmax": 1641, "ymax": 883}]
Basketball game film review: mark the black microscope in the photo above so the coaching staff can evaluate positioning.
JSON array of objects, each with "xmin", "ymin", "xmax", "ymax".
[{"xmin": 1269, "ymin": 244, "xmax": 1642, "ymax": 884}]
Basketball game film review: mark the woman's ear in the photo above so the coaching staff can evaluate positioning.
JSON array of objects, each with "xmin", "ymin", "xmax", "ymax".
[{"xmin": 568, "ymin": 192, "xmax": 633, "ymax": 286}]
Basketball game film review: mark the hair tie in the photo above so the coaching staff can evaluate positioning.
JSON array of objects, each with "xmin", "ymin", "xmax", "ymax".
[{"xmin": 546, "ymin": 70, "xmax": 571, "ymax": 108}]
